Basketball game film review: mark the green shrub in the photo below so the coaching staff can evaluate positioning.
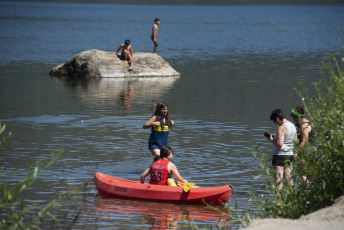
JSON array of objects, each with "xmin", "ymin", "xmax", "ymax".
[{"xmin": 250, "ymin": 43, "xmax": 344, "ymax": 219}]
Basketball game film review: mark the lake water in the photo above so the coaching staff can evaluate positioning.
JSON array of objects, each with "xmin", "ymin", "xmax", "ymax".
[{"xmin": 0, "ymin": 1, "xmax": 343, "ymax": 229}]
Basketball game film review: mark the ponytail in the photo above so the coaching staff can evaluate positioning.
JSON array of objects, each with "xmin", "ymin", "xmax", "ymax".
[{"xmin": 153, "ymin": 155, "xmax": 160, "ymax": 162}]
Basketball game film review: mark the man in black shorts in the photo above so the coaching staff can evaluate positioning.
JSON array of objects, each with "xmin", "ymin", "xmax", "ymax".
[
  {"xmin": 151, "ymin": 18, "xmax": 160, "ymax": 54},
  {"xmin": 266, "ymin": 109, "xmax": 297, "ymax": 193}
]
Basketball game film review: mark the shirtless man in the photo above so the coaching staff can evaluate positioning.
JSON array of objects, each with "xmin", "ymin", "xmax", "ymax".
[
  {"xmin": 116, "ymin": 39, "xmax": 133, "ymax": 70},
  {"xmin": 151, "ymin": 18, "xmax": 160, "ymax": 54}
]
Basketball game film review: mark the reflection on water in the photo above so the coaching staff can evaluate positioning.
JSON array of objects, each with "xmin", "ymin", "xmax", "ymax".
[
  {"xmin": 94, "ymin": 195, "xmax": 230, "ymax": 229},
  {"xmin": 52, "ymin": 77, "xmax": 179, "ymax": 116}
]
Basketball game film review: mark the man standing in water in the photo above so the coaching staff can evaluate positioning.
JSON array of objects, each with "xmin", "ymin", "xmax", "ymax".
[
  {"xmin": 266, "ymin": 109, "xmax": 297, "ymax": 193},
  {"xmin": 151, "ymin": 18, "xmax": 160, "ymax": 54}
]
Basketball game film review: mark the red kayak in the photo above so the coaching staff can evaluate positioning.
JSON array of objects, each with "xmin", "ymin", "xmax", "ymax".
[{"xmin": 94, "ymin": 172, "xmax": 232, "ymax": 205}]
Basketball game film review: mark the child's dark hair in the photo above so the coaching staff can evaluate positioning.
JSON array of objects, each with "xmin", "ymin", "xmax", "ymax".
[
  {"xmin": 270, "ymin": 109, "xmax": 285, "ymax": 121},
  {"xmin": 153, "ymin": 102, "xmax": 173, "ymax": 128},
  {"xmin": 153, "ymin": 146, "xmax": 173, "ymax": 161},
  {"xmin": 155, "ymin": 18, "xmax": 160, "ymax": 23}
]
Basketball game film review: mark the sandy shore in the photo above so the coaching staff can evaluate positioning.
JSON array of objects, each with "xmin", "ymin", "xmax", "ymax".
[{"xmin": 242, "ymin": 195, "xmax": 344, "ymax": 230}]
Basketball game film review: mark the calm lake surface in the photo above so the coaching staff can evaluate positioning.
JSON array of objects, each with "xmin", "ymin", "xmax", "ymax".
[{"xmin": 1, "ymin": 1, "xmax": 343, "ymax": 229}]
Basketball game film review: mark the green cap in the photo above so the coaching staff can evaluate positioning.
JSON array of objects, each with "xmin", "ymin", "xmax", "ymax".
[{"xmin": 291, "ymin": 109, "xmax": 303, "ymax": 117}]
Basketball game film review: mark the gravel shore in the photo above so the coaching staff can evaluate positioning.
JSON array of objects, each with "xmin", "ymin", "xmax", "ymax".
[{"xmin": 242, "ymin": 195, "xmax": 344, "ymax": 230}]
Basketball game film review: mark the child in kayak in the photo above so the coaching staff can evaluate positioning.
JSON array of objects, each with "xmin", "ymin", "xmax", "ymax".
[
  {"xmin": 140, "ymin": 146, "xmax": 188, "ymax": 185},
  {"xmin": 143, "ymin": 102, "xmax": 174, "ymax": 157}
]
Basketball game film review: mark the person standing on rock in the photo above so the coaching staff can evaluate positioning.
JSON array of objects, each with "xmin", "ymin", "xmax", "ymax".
[
  {"xmin": 116, "ymin": 39, "xmax": 133, "ymax": 70},
  {"xmin": 151, "ymin": 18, "xmax": 160, "ymax": 54}
]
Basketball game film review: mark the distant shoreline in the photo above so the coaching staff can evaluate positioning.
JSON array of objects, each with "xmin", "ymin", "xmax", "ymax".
[{"xmin": 2, "ymin": 0, "xmax": 344, "ymax": 6}]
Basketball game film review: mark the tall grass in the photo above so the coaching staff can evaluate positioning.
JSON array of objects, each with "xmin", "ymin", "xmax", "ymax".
[
  {"xmin": 0, "ymin": 122, "xmax": 63, "ymax": 229},
  {"xmin": 250, "ymin": 41, "xmax": 344, "ymax": 219}
]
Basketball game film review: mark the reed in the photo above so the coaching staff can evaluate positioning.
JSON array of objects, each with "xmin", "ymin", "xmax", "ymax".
[{"xmin": 0, "ymin": 122, "xmax": 62, "ymax": 229}]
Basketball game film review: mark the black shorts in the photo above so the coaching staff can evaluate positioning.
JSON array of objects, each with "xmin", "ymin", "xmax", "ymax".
[
  {"xmin": 151, "ymin": 35, "xmax": 158, "ymax": 46},
  {"xmin": 272, "ymin": 155, "xmax": 294, "ymax": 167}
]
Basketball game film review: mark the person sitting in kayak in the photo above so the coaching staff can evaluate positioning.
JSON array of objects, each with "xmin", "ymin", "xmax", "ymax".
[{"xmin": 140, "ymin": 146, "xmax": 188, "ymax": 185}]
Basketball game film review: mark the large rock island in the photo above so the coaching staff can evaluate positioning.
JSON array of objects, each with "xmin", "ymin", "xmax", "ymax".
[{"xmin": 49, "ymin": 49, "xmax": 180, "ymax": 79}]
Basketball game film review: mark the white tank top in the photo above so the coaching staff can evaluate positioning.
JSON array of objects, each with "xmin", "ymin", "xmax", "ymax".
[{"xmin": 272, "ymin": 121, "xmax": 297, "ymax": 155}]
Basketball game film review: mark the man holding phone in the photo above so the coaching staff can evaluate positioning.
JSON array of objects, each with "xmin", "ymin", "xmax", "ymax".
[{"xmin": 265, "ymin": 109, "xmax": 297, "ymax": 193}]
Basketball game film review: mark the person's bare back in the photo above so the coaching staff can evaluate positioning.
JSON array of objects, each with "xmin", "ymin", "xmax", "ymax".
[{"xmin": 152, "ymin": 24, "xmax": 158, "ymax": 39}]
